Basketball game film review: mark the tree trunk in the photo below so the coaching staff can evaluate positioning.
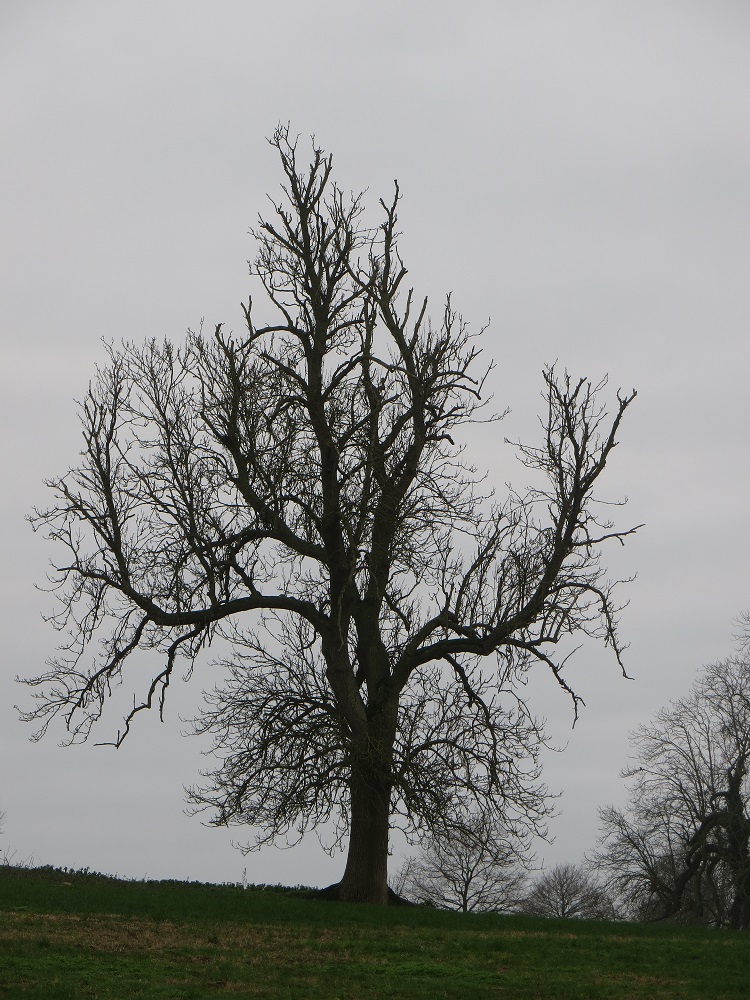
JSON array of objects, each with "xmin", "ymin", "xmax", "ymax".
[{"xmin": 336, "ymin": 761, "xmax": 392, "ymax": 904}]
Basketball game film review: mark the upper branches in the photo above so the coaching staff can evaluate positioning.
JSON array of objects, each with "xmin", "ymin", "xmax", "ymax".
[{"xmin": 392, "ymin": 369, "xmax": 638, "ymax": 714}]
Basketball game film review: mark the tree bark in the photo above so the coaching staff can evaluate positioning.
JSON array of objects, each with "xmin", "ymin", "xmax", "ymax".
[
  {"xmin": 334, "ymin": 742, "xmax": 393, "ymax": 905},
  {"xmin": 337, "ymin": 770, "xmax": 391, "ymax": 904}
]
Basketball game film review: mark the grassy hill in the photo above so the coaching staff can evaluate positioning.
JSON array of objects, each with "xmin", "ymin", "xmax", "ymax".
[{"xmin": 0, "ymin": 864, "xmax": 746, "ymax": 999}]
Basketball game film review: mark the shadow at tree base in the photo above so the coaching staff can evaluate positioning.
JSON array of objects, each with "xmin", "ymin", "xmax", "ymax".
[{"xmin": 294, "ymin": 882, "xmax": 418, "ymax": 906}]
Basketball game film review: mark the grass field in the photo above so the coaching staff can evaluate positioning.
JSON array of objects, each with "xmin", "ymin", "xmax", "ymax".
[{"xmin": 0, "ymin": 865, "xmax": 746, "ymax": 999}]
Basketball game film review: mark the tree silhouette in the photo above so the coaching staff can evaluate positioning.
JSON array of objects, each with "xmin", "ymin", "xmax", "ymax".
[
  {"xmin": 597, "ymin": 653, "xmax": 750, "ymax": 928},
  {"xmin": 24, "ymin": 127, "xmax": 638, "ymax": 903},
  {"xmin": 394, "ymin": 810, "xmax": 528, "ymax": 912},
  {"xmin": 521, "ymin": 863, "xmax": 616, "ymax": 920}
]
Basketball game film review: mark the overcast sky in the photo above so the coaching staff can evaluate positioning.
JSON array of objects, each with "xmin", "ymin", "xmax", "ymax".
[{"xmin": 2, "ymin": 1, "xmax": 749, "ymax": 889}]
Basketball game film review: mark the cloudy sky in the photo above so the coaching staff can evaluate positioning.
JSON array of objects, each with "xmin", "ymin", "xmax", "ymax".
[{"xmin": 2, "ymin": 1, "xmax": 749, "ymax": 888}]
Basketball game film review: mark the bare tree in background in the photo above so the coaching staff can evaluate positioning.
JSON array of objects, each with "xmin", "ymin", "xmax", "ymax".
[
  {"xmin": 393, "ymin": 810, "xmax": 529, "ymax": 912},
  {"xmin": 0, "ymin": 809, "xmax": 31, "ymax": 868},
  {"xmin": 521, "ymin": 863, "xmax": 617, "ymax": 920},
  {"xmin": 23, "ymin": 126, "xmax": 638, "ymax": 904},
  {"xmin": 596, "ymin": 653, "xmax": 750, "ymax": 928}
]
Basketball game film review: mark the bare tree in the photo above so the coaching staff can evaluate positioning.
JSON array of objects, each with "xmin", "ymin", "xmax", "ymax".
[
  {"xmin": 595, "ymin": 653, "xmax": 750, "ymax": 928},
  {"xmin": 521, "ymin": 863, "xmax": 617, "ymax": 920},
  {"xmin": 0, "ymin": 811, "xmax": 7, "ymax": 867},
  {"xmin": 22, "ymin": 127, "xmax": 637, "ymax": 904},
  {"xmin": 0, "ymin": 809, "xmax": 32, "ymax": 868},
  {"xmin": 394, "ymin": 811, "xmax": 529, "ymax": 912}
]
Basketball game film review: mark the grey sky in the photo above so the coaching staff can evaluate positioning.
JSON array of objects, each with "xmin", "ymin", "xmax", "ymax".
[{"xmin": 2, "ymin": 1, "xmax": 749, "ymax": 887}]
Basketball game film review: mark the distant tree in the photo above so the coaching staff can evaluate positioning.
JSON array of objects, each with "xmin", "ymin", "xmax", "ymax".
[
  {"xmin": 393, "ymin": 811, "xmax": 529, "ymax": 912},
  {"xmin": 23, "ymin": 126, "xmax": 637, "ymax": 905},
  {"xmin": 595, "ymin": 653, "xmax": 750, "ymax": 928},
  {"xmin": 0, "ymin": 810, "xmax": 7, "ymax": 867},
  {"xmin": 521, "ymin": 863, "xmax": 617, "ymax": 920},
  {"xmin": 0, "ymin": 809, "xmax": 28, "ymax": 868}
]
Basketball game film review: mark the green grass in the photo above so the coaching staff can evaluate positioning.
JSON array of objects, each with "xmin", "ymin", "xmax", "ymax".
[{"xmin": 0, "ymin": 865, "xmax": 747, "ymax": 998}]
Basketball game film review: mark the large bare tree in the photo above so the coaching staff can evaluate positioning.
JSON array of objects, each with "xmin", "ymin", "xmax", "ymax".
[{"xmin": 24, "ymin": 127, "xmax": 637, "ymax": 904}]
